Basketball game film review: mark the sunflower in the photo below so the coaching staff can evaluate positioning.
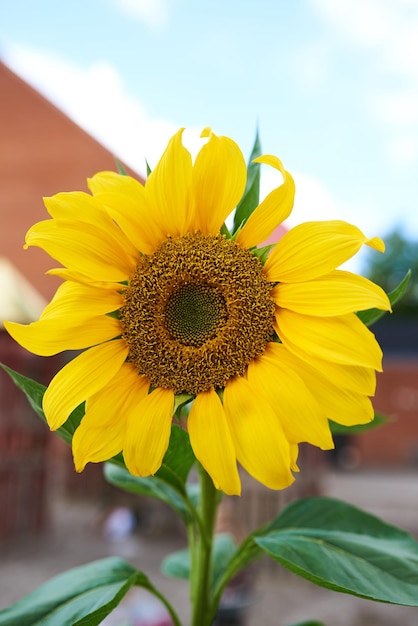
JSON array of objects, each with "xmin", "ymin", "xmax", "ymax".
[{"xmin": 5, "ymin": 128, "xmax": 391, "ymax": 496}]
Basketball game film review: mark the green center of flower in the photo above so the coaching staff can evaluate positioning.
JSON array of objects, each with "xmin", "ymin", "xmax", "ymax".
[
  {"xmin": 165, "ymin": 283, "xmax": 227, "ymax": 347},
  {"xmin": 120, "ymin": 232, "xmax": 275, "ymax": 395}
]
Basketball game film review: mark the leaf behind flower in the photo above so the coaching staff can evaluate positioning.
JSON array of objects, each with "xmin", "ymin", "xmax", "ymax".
[
  {"xmin": 233, "ymin": 128, "xmax": 262, "ymax": 234},
  {"xmin": 1, "ymin": 365, "xmax": 196, "ymax": 495},
  {"xmin": 0, "ymin": 363, "xmax": 83, "ymax": 444},
  {"xmin": 329, "ymin": 411, "xmax": 388, "ymax": 435},
  {"xmin": 357, "ymin": 269, "xmax": 411, "ymax": 327}
]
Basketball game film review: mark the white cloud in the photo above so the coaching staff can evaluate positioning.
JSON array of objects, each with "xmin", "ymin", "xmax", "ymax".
[
  {"xmin": 311, "ymin": 0, "xmax": 395, "ymax": 47},
  {"xmin": 310, "ymin": 0, "xmax": 418, "ymax": 54},
  {"xmin": 289, "ymin": 172, "xmax": 381, "ymax": 238},
  {"xmin": 2, "ymin": 44, "xmax": 185, "ymax": 175},
  {"xmin": 259, "ymin": 166, "xmax": 390, "ymax": 272},
  {"xmin": 310, "ymin": 0, "xmax": 418, "ymax": 86},
  {"xmin": 290, "ymin": 170, "xmax": 418, "ymax": 242},
  {"xmin": 260, "ymin": 166, "xmax": 382, "ymax": 233},
  {"xmin": 111, "ymin": 0, "xmax": 170, "ymax": 30},
  {"xmin": 385, "ymin": 135, "xmax": 418, "ymax": 166},
  {"xmin": 371, "ymin": 90, "xmax": 418, "ymax": 127},
  {"xmin": 287, "ymin": 41, "xmax": 332, "ymax": 93},
  {"xmin": 311, "ymin": 0, "xmax": 418, "ymax": 167}
]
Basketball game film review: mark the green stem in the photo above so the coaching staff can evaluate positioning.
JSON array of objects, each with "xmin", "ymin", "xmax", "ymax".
[{"xmin": 190, "ymin": 464, "xmax": 219, "ymax": 626}]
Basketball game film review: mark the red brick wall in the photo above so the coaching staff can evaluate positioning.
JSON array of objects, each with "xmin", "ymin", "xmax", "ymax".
[
  {"xmin": 355, "ymin": 358, "xmax": 418, "ymax": 467},
  {"xmin": 0, "ymin": 62, "xmax": 142, "ymax": 301}
]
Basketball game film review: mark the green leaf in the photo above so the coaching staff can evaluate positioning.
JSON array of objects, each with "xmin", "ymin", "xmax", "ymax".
[
  {"xmin": 162, "ymin": 533, "xmax": 238, "ymax": 587},
  {"xmin": 220, "ymin": 222, "xmax": 232, "ymax": 238},
  {"xmin": 104, "ymin": 462, "xmax": 192, "ymax": 523},
  {"xmin": 211, "ymin": 530, "xmax": 266, "ymax": 597},
  {"xmin": 186, "ymin": 480, "xmax": 200, "ymax": 503},
  {"xmin": 255, "ymin": 497, "xmax": 418, "ymax": 605},
  {"xmin": 329, "ymin": 411, "xmax": 388, "ymax": 435},
  {"xmin": 232, "ymin": 128, "xmax": 262, "ymax": 234},
  {"xmin": 0, "ymin": 557, "xmax": 151, "ymax": 626},
  {"xmin": 155, "ymin": 424, "xmax": 195, "ymax": 490},
  {"xmin": 115, "ymin": 158, "xmax": 128, "ymax": 175},
  {"xmin": 251, "ymin": 243, "xmax": 275, "ymax": 264},
  {"xmin": 0, "ymin": 364, "xmax": 84, "ymax": 445},
  {"xmin": 212, "ymin": 533, "xmax": 238, "ymax": 587},
  {"xmin": 357, "ymin": 270, "xmax": 411, "ymax": 326},
  {"xmin": 1, "ymin": 366, "xmax": 196, "ymax": 490},
  {"xmin": 4, "ymin": 365, "xmax": 196, "ymax": 522},
  {"xmin": 0, "ymin": 363, "xmax": 45, "ymax": 418},
  {"xmin": 161, "ymin": 546, "xmax": 190, "ymax": 580}
]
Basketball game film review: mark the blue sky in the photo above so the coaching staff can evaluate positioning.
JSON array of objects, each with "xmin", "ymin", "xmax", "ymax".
[{"xmin": 1, "ymin": 0, "xmax": 418, "ymax": 269}]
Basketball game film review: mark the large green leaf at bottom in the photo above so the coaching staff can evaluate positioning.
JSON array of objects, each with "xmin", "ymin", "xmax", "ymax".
[
  {"xmin": 254, "ymin": 497, "xmax": 418, "ymax": 605},
  {"xmin": 0, "ymin": 558, "xmax": 153, "ymax": 626}
]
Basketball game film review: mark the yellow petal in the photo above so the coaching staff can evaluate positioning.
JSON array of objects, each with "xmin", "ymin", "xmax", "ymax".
[
  {"xmin": 262, "ymin": 342, "xmax": 374, "ymax": 426},
  {"xmin": 325, "ymin": 389, "xmax": 374, "ymax": 426},
  {"xmin": 47, "ymin": 267, "xmax": 123, "ymax": 289},
  {"xmin": 44, "ymin": 191, "xmax": 141, "ymax": 261},
  {"xmin": 44, "ymin": 191, "xmax": 108, "ymax": 223},
  {"xmin": 247, "ymin": 347, "xmax": 334, "ymax": 449},
  {"xmin": 273, "ymin": 270, "xmax": 391, "ymax": 316},
  {"xmin": 43, "ymin": 339, "xmax": 129, "ymax": 430},
  {"xmin": 88, "ymin": 170, "xmax": 143, "ymax": 196},
  {"xmin": 223, "ymin": 376, "xmax": 294, "ymax": 490},
  {"xmin": 25, "ymin": 219, "xmax": 137, "ymax": 282},
  {"xmin": 264, "ymin": 220, "xmax": 385, "ymax": 283},
  {"xmin": 290, "ymin": 444, "xmax": 300, "ymax": 472},
  {"xmin": 191, "ymin": 130, "xmax": 246, "ymax": 234},
  {"xmin": 39, "ymin": 281, "xmax": 123, "ymax": 320},
  {"xmin": 236, "ymin": 155, "xmax": 295, "ymax": 249},
  {"xmin": 188, "ymin": 389, "xmax": 241, "ymax": 495},
  {"xmin": 276, "ymin": 309, "xmax": 383, "ymax": 371},
  {"xmin": 88, "ymin": 170, "xmax": 145, "ymax": 200},
  {"xmin": 88, "ymin": 171, "xmax": 163, "ymax": 255},
  {"xmin": 73, "ymin": 363, "xmax": 149, "ymax": 471},
  {"xmin": 145, "ymin": 129, "xmax": 193, "ymax": 239},
  {"xmin": 4, "ymin": 315, "xmax": 121, "ymax": 356},
  {"xmin": 266, "ymin": 338, "xmax": 376, "ymax": 395},
  {"xmin": 123, "ymin": 387, "xmax": 174, "ymax": 476}
]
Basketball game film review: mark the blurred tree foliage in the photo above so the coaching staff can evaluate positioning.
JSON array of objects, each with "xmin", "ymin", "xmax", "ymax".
[{"xmin": 363, "ymin": 228, "xmax": 418, "ymax": 315}]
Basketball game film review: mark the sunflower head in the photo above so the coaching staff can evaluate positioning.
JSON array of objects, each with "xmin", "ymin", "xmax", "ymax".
[
  {"xmin": 120, "ymin": 232, "xmax": 275, "ymax": 395},
  {"xmin": 4, "ymin": 127, "xmax": 391, "ymax": 496}
]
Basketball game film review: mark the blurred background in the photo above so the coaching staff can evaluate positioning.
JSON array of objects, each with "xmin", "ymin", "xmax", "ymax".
[
  {"xmin": 2, "ymin": 0, "xmax": 418, "ymax": 241},
  {"xmin": 0, "ymin": 1, "xmax": 417, "ymax": 625}
]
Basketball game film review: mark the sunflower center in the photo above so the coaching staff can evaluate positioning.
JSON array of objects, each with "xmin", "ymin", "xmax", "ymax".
[
  {"xmin": 165, "ymin": 283, "xmax": 227, "ymax": 347},
  {"xmin": 120, "ymin": 232, "xmax": 275, "ymax": 395}
]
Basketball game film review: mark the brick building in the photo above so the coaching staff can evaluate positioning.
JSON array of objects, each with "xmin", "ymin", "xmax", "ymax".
[
  {"xmin": 0, "ymin": 60, "xmax": 138, "ymax": 302},
  {"xmin": 355, "ymin": 317, "xmax": 418, "ymax": 468},
  {"xmin": 0, "ymin": 60, "xmax": 141, "ymax": 538}
]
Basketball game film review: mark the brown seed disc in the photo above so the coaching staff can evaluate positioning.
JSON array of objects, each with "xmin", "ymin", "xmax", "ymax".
[{"xmin": 120, "ymin": 232, "xmax": 275, "ymax": 395}]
